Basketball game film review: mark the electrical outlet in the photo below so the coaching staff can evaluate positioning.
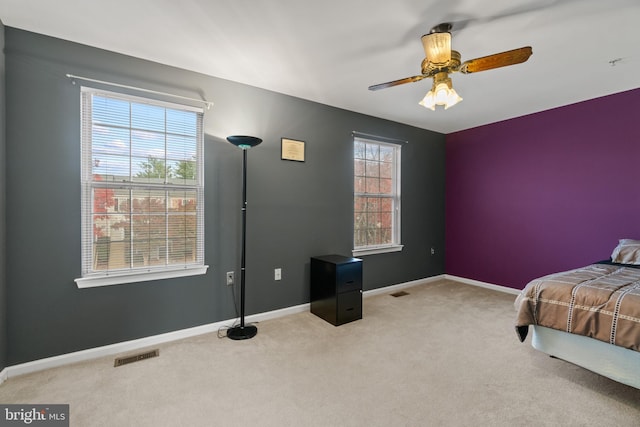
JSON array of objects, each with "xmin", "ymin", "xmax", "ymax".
[
  {"xmin": 274, "ymin": 268, "xmax": 282, "ymax": 281},
  {"xmin": 226, "ymin": 271, "xmax": 234, "ymax": 286},
  {"xmin": 430, "ymin": 247, "xmax": 435, "ymax": 255}
]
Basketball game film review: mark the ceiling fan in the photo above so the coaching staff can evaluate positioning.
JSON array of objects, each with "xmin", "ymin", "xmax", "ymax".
[{"xmin": 368, "ymin": 23, "xmax": 532, "ymax": 110}]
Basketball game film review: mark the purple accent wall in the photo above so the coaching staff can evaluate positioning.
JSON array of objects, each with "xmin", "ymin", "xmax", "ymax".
[{"xmin": 446, "ymin": 88, "xmax": 640, "ymax": 290}]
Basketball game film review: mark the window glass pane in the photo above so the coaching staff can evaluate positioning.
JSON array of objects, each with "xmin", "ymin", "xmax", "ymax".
[
  {"xmin": 93, "ymin": 187, "xmax": 117, "ymax": 214},
  {"xmin": 168, "ymin": 215, "xmax": 186, "ymax": 262},
  {"xmin": 131, "ymin": 129, "xmax": 165, "ymax": 158},
  {"xmin": 380, "ymin": 211, "xmax": 393, "ymax": 228},
  {"xmin": 167, "ymin": 109, "xmax": 197, "ymax": 137},
  {"xmin": 365, "ymin": 177, "xmax": 380, "ymax": 193},
  {"xmin": 365, "ymin": 144, "xmax": 379, "ymax": 160},
  {"xmin": 367, "ymin": 197, "xmax": 380, "ymax": 211},
  {"xmin": 168, "ymin": 190, "xmax": 198, "ymax": 212},
  {"xmin": 380, "ymin": 161, "xmax": 393, "ymax": 179},
  {"xmin": 167, "ymin": 160, "xmax": 197, "ymax": 185},
  {"xmin": 91, "ymin": 213, "xmax": 130, "ymax": 270},
  {"xmin": 380, "ymin": 228, "xmax": 392, "ymax": 245},
  {"xmin": 149, "ymin": 191, "xmax": 167, "ymax": 213},
  {"xmin": 131, "ymin": 156, "xmax": 168, "ymax": 183},
  {"xmin": 92, "ymin": 125, "xmax": 130, "ymax": 156},
  {"xmin": 131, "ymin": 103, "xmax": 165, "ymax": 132},
  {"xmin": 368, "ymin": 229, "xmax": 381, "ymax": 245},
  {"xmin": 149, "ymin": 228, "xmax": 168, "ymax": 266},
  {"xmin": 366, "ymin": 211, "xmax": 380, "ymax": 228},
  {"xmin": 380, "ymin": 145, "xmax": 394, "ymax": 163},
  {"xmin": 111, "ymin": 189, "xmax": 130, "ymax": 211},
  {"xmin": 354, "ymin": 141, "xmax": 366, "ymax": 160},
  {"xmin": 93, "ymin": 96, "xmax": 130, "ymax": 127},
  {"xmin": 365, "ymin": 161, "xmax": 380, "ymax": 178},
  {"xmin": 131, "ymin": 214, "xmax": 167, "ymax": 266},
  {"xmin": 354, "ymin": 159, "xmax": 366, "ymax": 177},
  {"xmin": 130, "ymin": 190, "xmax": 166, "ymax": 213},
  {"xmin": 168, "ymin": 215, "xmax": 197, "ymax": 263},
  {"xmin": 379, "ymin": 178, "xmax": 393, "ymax": 194},
  {"xmin": 166, "ymin": 134, "xmax": 197, "ymax": 161},
  {"xmin": 93, "ymin": 154, "xmax": 129, "ymax": 182}
]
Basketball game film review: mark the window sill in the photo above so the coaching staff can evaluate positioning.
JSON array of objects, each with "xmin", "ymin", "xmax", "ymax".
[
  {"xmin": 75, "ymin": 265, "xmax": 209, "ymax": 288},
  {"xmin": 352, "ymin": 245, "xmax": 404, "ymax": 257}
]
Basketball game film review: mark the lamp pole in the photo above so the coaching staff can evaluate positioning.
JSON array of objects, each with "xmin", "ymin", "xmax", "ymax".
[{"xmin": 226, "ymin": 136, "xmax": 262, "ymax": 340}]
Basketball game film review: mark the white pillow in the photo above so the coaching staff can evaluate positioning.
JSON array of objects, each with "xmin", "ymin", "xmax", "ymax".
[{"xmin": 610, "ymin": 239, "xmax": 640, "ymax": 265}]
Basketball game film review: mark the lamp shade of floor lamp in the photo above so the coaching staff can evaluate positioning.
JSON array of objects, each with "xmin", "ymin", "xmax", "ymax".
[{"xmin": 226, "ymin": 135, "xmax": 262, "ymax": 340}]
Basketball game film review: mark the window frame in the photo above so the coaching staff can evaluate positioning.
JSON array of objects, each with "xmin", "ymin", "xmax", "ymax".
[
  {"xmin": 75, "ymin": 87, "xmax": 208, "ymax": 288},
  {"xmin": 353, "ymin": 136, "xmax": 403, "ymax": 257}
]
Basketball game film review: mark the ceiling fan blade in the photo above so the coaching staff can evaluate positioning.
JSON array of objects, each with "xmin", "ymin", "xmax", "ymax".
[
  {"xmin": 368, "ymin": 75, "xmax": 426, "ymax": 91},
  {"xmin": 459, "ymin": 46, "xmax": 532, "ymax": 74},
  {"xmin": 443, "ymin": 1, "xmax": 576, "ymax": 34}
]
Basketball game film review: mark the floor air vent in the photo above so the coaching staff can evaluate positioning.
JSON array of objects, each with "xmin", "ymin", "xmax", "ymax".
[
  {"xmin": 390, "ymin": 290, "xmax": 409, "ymax": 297},
  {"xmin": 114, "ymin": 349, "xmax": 159, "ymax": 367}
]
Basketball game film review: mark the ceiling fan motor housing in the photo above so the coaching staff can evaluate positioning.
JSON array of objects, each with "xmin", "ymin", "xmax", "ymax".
[{"xmin": 421, "ymin": 50, "xmax": 461, "ymax": 76}]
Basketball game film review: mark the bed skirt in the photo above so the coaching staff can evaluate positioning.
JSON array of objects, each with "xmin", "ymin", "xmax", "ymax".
[{"xmin": 531, "ymin": 325, "xmax": 640, "ymax": 389}]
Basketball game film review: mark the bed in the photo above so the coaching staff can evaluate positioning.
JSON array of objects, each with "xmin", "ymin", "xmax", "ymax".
[{"xmin": 514, "ymin": 239, "xmax": 640, "ymax": 389}]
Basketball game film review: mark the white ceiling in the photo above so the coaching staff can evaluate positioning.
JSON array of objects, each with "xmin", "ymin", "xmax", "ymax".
[{"xmin": 1, "ymin": 0, "xmax": 639, "ymax": 133}]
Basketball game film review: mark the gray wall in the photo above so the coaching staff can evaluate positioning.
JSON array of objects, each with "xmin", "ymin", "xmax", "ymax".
[
  {"xmin": 0, "ymin": 19, "xmax": 6, "ymax": 372},
  {"xmin": 4, "ymin": 27, "xmax": 445, "ymax": 365}
]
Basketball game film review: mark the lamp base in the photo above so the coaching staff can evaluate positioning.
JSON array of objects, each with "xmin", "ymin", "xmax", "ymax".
[{"xmin": 227, "ymin": 324, "xmax": 258, "ymax": 340}]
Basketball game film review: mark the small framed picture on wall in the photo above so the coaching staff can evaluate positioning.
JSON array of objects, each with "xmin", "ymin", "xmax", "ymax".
[{"xmin": 281, "ymin": 138, "xmax": 305, "ymax": 162}]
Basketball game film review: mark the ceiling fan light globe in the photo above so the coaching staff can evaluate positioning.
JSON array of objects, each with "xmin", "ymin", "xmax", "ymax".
[
  {"xmin": 444, "ymin": 88, "xmax": 463, "ymax": 110},
  {"xmin": 434, "ymin": 83, "xmax": 450, "ymax": 103},
  {"xmin": 419, "ymin": 92, "xmax": 436, "ymax": 110},
  {"xmin": 421, "ymin": 32, "xmax": 451, "ymax": 64}
]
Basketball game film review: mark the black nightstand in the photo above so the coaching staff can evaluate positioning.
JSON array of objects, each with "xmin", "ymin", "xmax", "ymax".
[{"xmin": 310, "ymin": 255, "xmax": 363, "ymax": 326}]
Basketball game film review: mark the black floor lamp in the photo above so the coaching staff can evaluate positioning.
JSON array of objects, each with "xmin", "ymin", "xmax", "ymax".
[{"xmin": 226, "ymin": 135, "xmax": 262, "ymax": 340}]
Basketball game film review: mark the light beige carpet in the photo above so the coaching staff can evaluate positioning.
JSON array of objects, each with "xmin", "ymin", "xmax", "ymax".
[{"xmin": 1, "ymin": 280, "xmax": 639, "ymax": 426}]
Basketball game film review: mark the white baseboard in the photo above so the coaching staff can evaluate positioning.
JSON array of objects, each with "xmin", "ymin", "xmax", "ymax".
[
  {"xmin": 3, "ymin": 273, "xmax": 513, "ymax": 380},
  {"xmin": 444, "ymin": 274, "xmax": 521, "ymax": 295},
  {"xmin": 363, "ymin": 274, "xmax": 446, "ymax": 298},
  {"xmin": 5, "ymin": 303, "xmax": 309, "ymax": 380}
]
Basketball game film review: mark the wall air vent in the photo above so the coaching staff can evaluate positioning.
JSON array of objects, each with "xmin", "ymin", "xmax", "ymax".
[
  {"xmin": 390, "ymin": 290, "xmax": 410, "ymax": 297},
  {"xmin": 114, "ymin": 349, "xmax": 159, "ymax": 367}
]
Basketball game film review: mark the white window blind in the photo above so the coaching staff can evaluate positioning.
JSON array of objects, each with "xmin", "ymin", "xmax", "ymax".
[
  {"xmin": 76, "ymin": 87, "xmax": 206, "ymax": 287},
  {"xmin": 353, "ymin": 137, "xmax": 402, "ymax": 256}
]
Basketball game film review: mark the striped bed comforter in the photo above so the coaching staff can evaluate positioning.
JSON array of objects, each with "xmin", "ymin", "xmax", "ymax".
[{"xmin": 515, "ymin": 263, "xmax": 640, "ymax": 352}]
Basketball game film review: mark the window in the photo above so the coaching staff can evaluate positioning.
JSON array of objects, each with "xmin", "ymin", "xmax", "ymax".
[
  {"xmin": 353, "ymin": 137, "xmax": 402, "ymax": 256},
  {"xmin": 75, "ymin": 88, "xmax": 207, "ymax": 288}
]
